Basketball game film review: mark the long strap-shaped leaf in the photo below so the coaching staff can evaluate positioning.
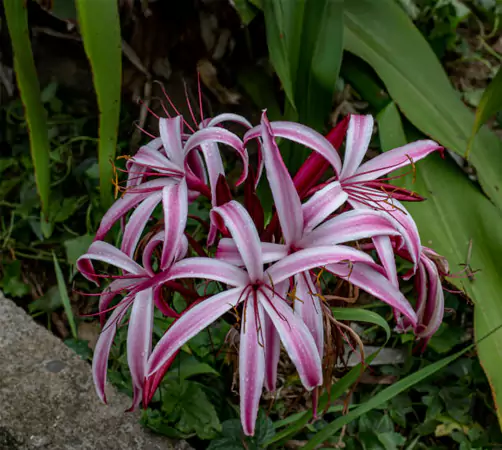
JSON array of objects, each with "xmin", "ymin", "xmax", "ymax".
[
  {"xmin": 75, "ymin": 0, "xmax": 122, "ymax": 208},
  {"xmin": 302, "ymin": 345, "xmax": 473, "ymax": 449},
  {"xmin": 4, "ymin": 0, "xmax": 51, "ymax": 219}
]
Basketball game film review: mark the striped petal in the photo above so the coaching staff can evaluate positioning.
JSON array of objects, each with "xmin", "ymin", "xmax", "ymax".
[
  {"xmin": 259, "ymin": 291, "xmax": 322, "ymax": 390},
  {"xmin": 258, "ymin": 111, "xmax": 303, "ymax": 245},
  {"xmin": 127, "ymin": 289, "xmax": 154, "ymax": 410},
  {"xmin": 159, "ymin": 116, "xmax": 185, "ymax": 166},
  {"xmin": 340, "ymin": 115, "xmax": 374, "ymax": 179},
  {"xmin": 351, "ymin": 140, "xmax": 441, "ymax": 183},
  {"xmin": 92, "ymin": 297, "xmax": 133, "ymax": 403},
  {"xmin": 298, "ymin": 209, "xmax": 402, "ymax": 249},
  {"xmin": 245, "ymin": 121, "xmax": 342, "ymax": 176},
  {"xmin": 98, "ymin": 279, "xmax": 140, "ymax": 327},
  {"xmin": 216, "ymin": 238, "xmax": 287, "ymax": 266},
  {"xmin": 161, "ymin": 179, "xmax": 188, "ymax": 269},
  {"xmin": 77, "ymin": 241, "xmax": 146, "ymax": 279},
  {"xmin": 418, "ymin": 256, "xmax": 444, "ymax": 339},
  {"xmin": 184, "ymin": 128, "xmax": 248, "ymax": 186},
  {"xmin": 265, "ymin": 245, "xmax": 376, "ymax": 285},
  {"xmin": 326, "ymin": 262, "xmax": 417, "ymax": 326},
  {"xmin": 302, "ymin": 181, "xmax": 348, "ymax": 233},
  {"xmin": 263, "ymin": 313, "xmax": 281, "ymax": 392},
  {"xmin": 211, "ymin": 201, "xmax": 263, "ymax": 282},
  {"xmin": 294, "ymin": 273, "xmax": 323, "ymax": 358},
  {"xmin": 240, "ymin": 296, "xmax": 265, "ymax": 436},
  {"xmin": 148, "ymin": 288, "xmax": 244, "ymax": 375},
  {"xmin": 121, "ymin": 192, "xmax": 162, "ymax": 258}
]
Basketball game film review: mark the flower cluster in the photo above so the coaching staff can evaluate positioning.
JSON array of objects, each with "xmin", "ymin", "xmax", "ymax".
[{"xmin": 78, "ymin": 108, "xmax": 447, "ymax": 436}]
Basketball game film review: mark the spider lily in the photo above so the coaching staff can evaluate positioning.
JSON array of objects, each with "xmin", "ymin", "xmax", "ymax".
[
  {"xmin": 217, "ymin": 113, "xmax": 418, "ymax": 386},
  {"xmin": 143, "ymin": 200, "xmax": 386, "ymax": 435},
  {"xmin": 94, "ymin": 114, "xmax": 249, "ymax": 256},
  {"xmin": 76, "ymin": 231, "xmax": 189, "ymax": 410}
]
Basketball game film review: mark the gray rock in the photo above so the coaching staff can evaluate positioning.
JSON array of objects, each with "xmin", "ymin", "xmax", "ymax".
[{"xmin": 0, "ymin": 293, "xmax": 191, "ymax": 450}]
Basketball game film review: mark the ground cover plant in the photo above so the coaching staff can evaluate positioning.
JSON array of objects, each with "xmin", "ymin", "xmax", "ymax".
[{"xmin": 2, "ymin": 0, "xmax": 502, "ymax": 448}]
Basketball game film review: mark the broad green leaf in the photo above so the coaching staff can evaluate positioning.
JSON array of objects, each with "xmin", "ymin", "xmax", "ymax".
[
  {"xmin": 378, "ymin": 101, "xmax": 502, "ymax": 427},
  {"xmin": 232, "ymin": 0, "xmax": 259, "ymax": 25},
  {"xmin": 64, "ymin": 234, "xmax": 94, "ymax": 266},
  {"xmin": 53, "ymin": 252, "xmax": 77, "ymax": 339},
  {"xmin": 0, "ymin": 260, "xmax": 29, "ymax": 298},
  {"xmin": 263, "ymin": 0, "xmax": 343, "ymax": 169},
  {"xmin": 75, "ymin": 0, "xmax": 122, "ymax": 208},
  {"xmin": 303, "ymin": 346, "xmax": 472, "ymax": 449},
  {"xmin": 162, "ymin": 380, "xmax": 222, "ymax": 440},
  {"xmin": 344, "ymin": 0, "xmax": 502, "ymax": 210},
  {"xmin": 331, "ymin": 308, "xmax": 391, "ymax": 342},
  {"xmin": 467, "ymin": 66, "xmax": 502, "ymax": 158},
  {"xmin": 166, "ymin": 355, "xmax": 219, "ymax": 381},
  {"xmin": 4, "ymin": 0, "xmax": 51, "ymax": 218}
]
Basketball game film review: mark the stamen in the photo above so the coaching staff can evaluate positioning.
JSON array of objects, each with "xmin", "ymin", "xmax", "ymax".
[
  {"xmin": 154, "ymin": 80, "xmax": 195, "ymax": 133},
  {"xmin": 183, "ymin": 80, "xmax": 199, "ymax": 130},
  {"xmin": 198, "ymin": 71, "xmax": 204, "ymax": 123}
]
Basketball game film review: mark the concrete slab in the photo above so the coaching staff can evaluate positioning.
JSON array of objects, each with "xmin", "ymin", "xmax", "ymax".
[{"xmin": 0, "ymin": 293, "xmax": 191, "ymax": 450}]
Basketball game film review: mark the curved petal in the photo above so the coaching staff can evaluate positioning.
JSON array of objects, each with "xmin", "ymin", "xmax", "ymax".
[
  {"xmin": 340, "ymin": 115, "xmax": 374, "ymax": 179},
  {"xmin": 245, "ymin": 121, "xmax": 342, "ymax": 176},
  {"xmin": 263, "ymin": 313, "xmax": 281, "ymax": 392},
  {"xmin": 142, "ymin": 232, "xmax": 164, "ymax": 276},
  {"xmin": 298, "ymin": 209, "xmax": 401, "ymax": 249},
  {"xmin": 92, "ymin": 297, "xmax": 133, "ymax": 403},
  {"xmin": 77, "ymin": 241, "xmax": 146, "ymax": 278},
  {"xmin": 165, "ymin": 257, "xmax": 249, "ymax": 287},
  {"xmin": 259, "ymin": 291, "xmax": 322, "ymax": 390},
  {"xmin": 240, "ymin": 295, "xmax": 266, "ymax": 436},
  {"xmin": 265, "ymin": 245, "xmax": 376, "ymax": 285},
  {"xmin": 148, "ymin": 287, "xmax": 244, "ymax": 375},
  {"xmin": 349, "ymin": 196, "xmax": 421, "ymax": 267},
  {"xmin": 418, "ymin": 256, "xmax": 444, "ymax": 339},
  {"xmin": 216, "ymin": 238, "xmax": 288, "ymax": 266},
  {"xmin": 121, "ymin": 192, "xmax": 162, "ymax": 258},
  {"xmin": 95, "ymin": 178, "xmax": 173, "ymax": 241},
  {"xmin": 373, "ymin": 235, "xmax": 399, "ymax": 287},
  {"xmin": 293, "ymin": 115, "xmax": 350, "ymax": 198},
  {"xmin": 326, "ymin": 262, "xmax": 417, "ymax": 326},
  {"xmin": 199, "ymin": 141, "xmax": 225, "ymax": 245},
  {"xmin": 302, "ymin": 181, "xmax": 348, "ymax": 233},
  {"xmin": 294, "ymin": 274, "xmax": 323, "ymax": 358},
  {"xmin": 351, "ymin": 140, "xmax": 441, "ymax": 183},
  {"xmin": 259, "ymin": 112, "xmax": 303, "ymax": 245},
  {"xmin": 127, "ymin": 289, "xmax": 154, "ymax": 409},
  {"xmin": 161, "ymin": 180, "xmax": 188, "ymax": 270},
  {"xmin": 206, "ymin": 113, "xmax": 253, "ymax": 129},
  {"xmin": 159, "ymin": 116, "xmax": 184, "ymax": 166},
  {"xmin": 211, "ymin": 201, "xmax": 263, "ymax": 282},
  {"xmin": 98, "ymin": 278, "xmax": 140, "ymax": 327},
  {"xmin": 131, "ymin": 144, "xmax": 183, "ymax": 175},
  {"xmin": 184, "ymin": 128, "xmax": 248, "ymax": 185}
]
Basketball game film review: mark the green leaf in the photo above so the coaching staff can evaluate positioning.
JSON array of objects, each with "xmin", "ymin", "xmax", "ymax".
[
  {"xmin": 166, "ymin": 354, "xmax": 219, "ymax": 381},
  {"xmin": 232, "ymin": 0, "xmax": 259, "ymax": 25},
  {"xmin": 53, "ymin": 252, "xmax": 77, "ymax": 339},
  {"xmin": 331, "ymin": 307, "xmax": 391, "ymax": 342},
  {"xmin": 28, "ymin": 286, "xmax": 62, "ymax": 313},
  {"xmin": 0, "ymin": 260, "xmax": 29, "ymax": 298},
  {"xmin": 64, "ymin": 234, "xmax": 94, "ymax": 266},
  {"xmin": 263, "ymin": 0, "xmax": 343, "ymax": 169},
  {"xmin": 467, "ymin": 66, "xmax": 502, "ymax": 158},
  {"xmin": 208, "ymin": 419, "xmax": 246, "ymax": 450},
  {"xmin": 162, "ymin": 380, "xmax": 222, "ymax": 440},
  {"xmin": 377, "ymin": 102, "xmax": 502, "ymax": 427},
  {"xmin": 302, "ymin": 346, "xmax": 472, "ymax": 449},
  {"xmin": 64, "ymin": 338, "xmax": 92, "ymax": 360},
  {"xmin": 344, "ymin": 0, "xmax": 502, "ymax": 209},
  {"xmin": 428, "ymin": 323, "xmax": 466, "ymax": 354},
  {"xmin": 4, "ymin": 0, "xmax": 51, "ymax": 218},
  {"xmin": 75, "ymin": 0, "xmax": 122, "ymax": 208}
]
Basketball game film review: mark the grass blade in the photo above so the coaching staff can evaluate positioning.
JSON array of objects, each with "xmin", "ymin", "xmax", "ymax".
[
  {"xmin": 4, "ymin": 0, "xmax": 51, "ymax": 219},
  {"xmin": 466, "ymin": 66, "xmax": 502, "ymax": 158},
  {"xmin": 75, "ymin": 0, "xmax": 122, "ymax": 208},
  {"xmin": 302, "ymin": 345, "xmax": 472, "ymax": 449},
  {"xmin": 52, "ymin": 252, "xmax": 77, "ymax": 340}
]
